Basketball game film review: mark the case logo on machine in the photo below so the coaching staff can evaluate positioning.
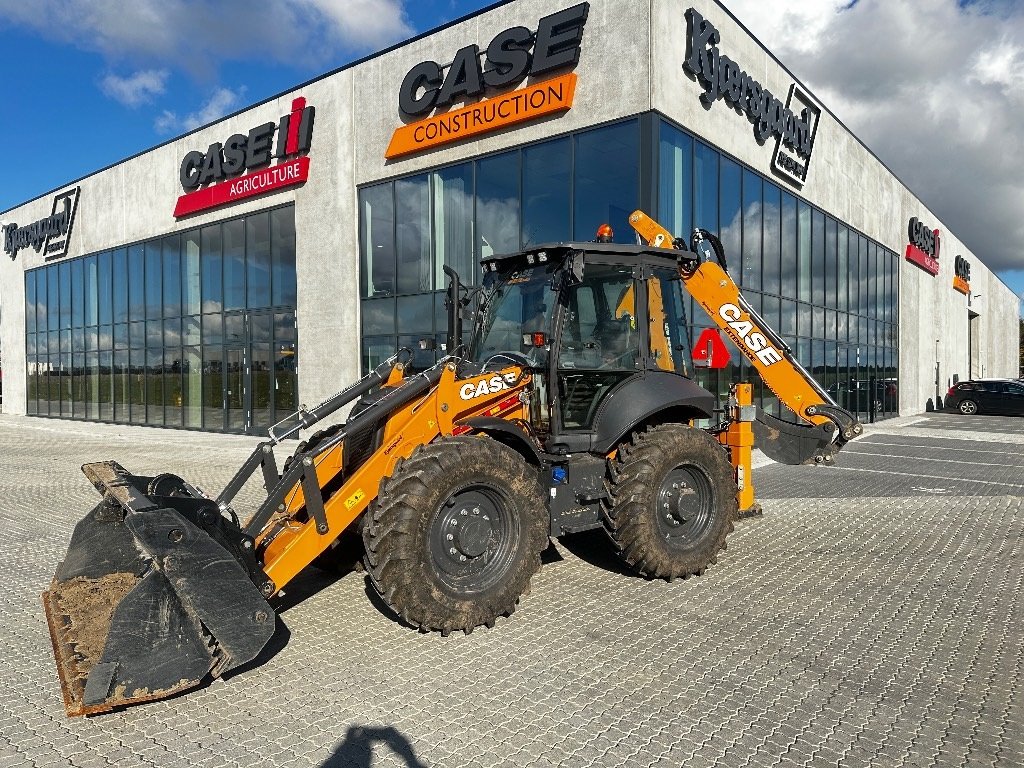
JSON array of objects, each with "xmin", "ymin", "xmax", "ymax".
[
  {"xmin": 3, "ymin": 187, "xmax": 80, "ymax": 261},
  {"xmin": 174, "ymin": 97, "xmax": 315, "ymax": 217},
  {"xmin": 905, "ymin": 216, "xmax": 940, "ymax": 276},
  {"xmin": 718, "ymin": 303, "xmax": 782, "ymax": 366},
  {"xmin": 953, "ymin": 255, "xmax": 971, "ymax": 294},
  {"xmin": 459, "ymin": 373, "xmax": 518, "ymax": 400},
  {"xmin": 385, "ymin": 3, "xmax": 589, "ymax": 159},
  {"xmin": 683, "ymin": 8, "xmax": 821, "ymax": 188}
]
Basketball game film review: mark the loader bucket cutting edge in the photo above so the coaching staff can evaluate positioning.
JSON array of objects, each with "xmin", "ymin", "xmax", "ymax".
[{"xmin": 43, "ymin": 465, "xmax": 277, "ymax": 717}]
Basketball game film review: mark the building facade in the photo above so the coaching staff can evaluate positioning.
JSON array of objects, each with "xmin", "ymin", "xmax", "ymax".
[{"xmin": 0, "ymin": 0, "xmax": 1017, "ymax": 434}]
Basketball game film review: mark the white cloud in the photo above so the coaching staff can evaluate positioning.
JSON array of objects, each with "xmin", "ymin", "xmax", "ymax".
[
  {"xmin": 154, "ymin": 86, "xmax": 247, "ymax": 134},
  {"xmin": 724, "ymin": 0, "xmax": 1024, "ymax": 275},
  {"xmin": 100, "ymin": 69, "xmax": 168, "ymax": 107}
]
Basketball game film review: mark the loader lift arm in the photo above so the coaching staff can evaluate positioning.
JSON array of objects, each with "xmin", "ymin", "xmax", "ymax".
[{"xmin": 628, "ymin": 210, "xmax": 862, "ymax": 465}]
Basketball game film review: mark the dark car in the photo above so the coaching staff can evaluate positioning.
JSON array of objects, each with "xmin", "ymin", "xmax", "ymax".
[
  {"xmin": 946, "ymin": 379, "xmax": 1024, "ymax": 415},
  {"xmin": 826, "ymin": 378, "xmax": 898, "ymax": 414}
]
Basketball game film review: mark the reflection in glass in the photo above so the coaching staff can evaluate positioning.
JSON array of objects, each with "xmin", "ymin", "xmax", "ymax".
[
  {"xmin": 183, "ymin": 346, "xmax": 202, "ymax": 429},
  {"xmin": 694, "ymin": 141, "xmax": 719, "ymax": 234},
  {"xmin": 146, "ymin": 349, "xmax": 164, "ymax": 426},
  {"xmin": 271, "ymin": 207, "xmax": 297, "ymax": 306},
  {"xmin": 223, "ymin": 219, "xmax": 245, "ymax": 310},
  {"xmin": 781, "ymin": 193, "xmax": 796, "ymax": 300},
  {"xmin": 797, "ymin": 202, "xmax": 810, "ymax": 303},
  {"xmin": 359, "ymin": 184, "xmax": 396, "ymax": 298},
  {"xmin": 128, "ymin": 244, "xmax": 145, "ymax": 321},
  {"xmin": 659, "ymin": 123, "xmax": 692, "ymax": 240},
  {"xmin": 203, "ymin": 346, "xmax": 224, "ymax": 430},
  {"xmin": 246, "ymin": 212, "xmax": 271, "ymax": 308},
  {"xmin": 720, "ymin": 158, "xmax": 741, "ymax": 268},
  {"xmin": 113, "ymin": 248, "xmax": 128, "ymax": 324},
  {"xmin": 396, "ymin": 174, "xmax": 432, "ymax": 293},
  {"xmin": 201, "ymin": 224, "xmax": 223, "ymax": 314},
  {"xmin": 252, "ymin": 343, "xmax": 273, "ymax": 430},
  {"xmin": 477, "ymin": 152, "xmax": 520, "ymax": 260},
  {"xmin": 58, "ymin": 261, "xmax": 72, "ymax": 330},
  {"xmin": 573, "ymin": 120, "xmax": 638, "ymax": 242},
  {"xmin": 433, "ymin": 164, "xmax": 475, "ymax": 286},
  {"xmin": 164, "ymin": 348, "xmax": 183, "ymax": 427},
  {"xmin": 145, "ymin": 243, "xmax": 161, "ymax": 320},
  {"xmin": 761, "ymin": 183, "xmax": 781, "ymax": 295},
  {"xmin": 741, "ymin": 169, "xmax": 761, "ymax": 290},
  {"xmin": 183, "ymin": 231, "xmax": 201, "ymax": 316},
  {"xmin": 523, "ymin": 138, "xmax": 571, "ymax": 246},
  {"xmin": 812, "ymin": 210, "xmax": 825, "ymax": 306}
]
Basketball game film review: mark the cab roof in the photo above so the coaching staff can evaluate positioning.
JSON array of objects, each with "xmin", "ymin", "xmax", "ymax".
[{"xmin": 481, "ymin": 241, "xmax": 692, "ymax": 273}]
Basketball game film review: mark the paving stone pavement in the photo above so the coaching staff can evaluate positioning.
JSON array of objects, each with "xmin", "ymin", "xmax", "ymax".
[{"xmin": 0, "ymin": 411, "xmax": 1021, "ymax": 767}]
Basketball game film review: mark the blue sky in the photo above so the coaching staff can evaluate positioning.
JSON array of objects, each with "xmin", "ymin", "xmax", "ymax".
[{"xmin": 2, "ymin": 0, "xmax": 1022, "ymax": 309}]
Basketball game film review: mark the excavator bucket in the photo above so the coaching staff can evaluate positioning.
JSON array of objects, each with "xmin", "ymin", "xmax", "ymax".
[
  {"xmin": 752, "ymin": 408, "xmax": 839, "ymax": 465},
  {"xmin": 43, "ymin": 462, "xmax": 276, "ymax": 716}
]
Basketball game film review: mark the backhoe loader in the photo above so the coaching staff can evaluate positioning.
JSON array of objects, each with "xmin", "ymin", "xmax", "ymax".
[{"xmin": 43, "ymin": 211, "xmax": 861, "ymax": 716}]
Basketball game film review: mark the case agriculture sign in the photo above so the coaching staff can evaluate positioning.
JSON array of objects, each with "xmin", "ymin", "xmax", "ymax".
[
  {"xmin": 905, "ymin": 217, "xmax": 940, "ymax": 276},
  {"xmin": 385, "ymin": 3, "xmax": 589, "ymax": 160},
  {"xmin": 3, "ymin": 187, "xmax": 80, "ymax": 261},
  {"xmin": 174, "ymin": 97, "xmax": 315, "ymax": 217}
]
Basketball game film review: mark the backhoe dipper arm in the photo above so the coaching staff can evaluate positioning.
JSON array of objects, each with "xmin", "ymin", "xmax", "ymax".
[{"xmin": 629, "ymin": 210, "xmax": 862, "ymax": 465}]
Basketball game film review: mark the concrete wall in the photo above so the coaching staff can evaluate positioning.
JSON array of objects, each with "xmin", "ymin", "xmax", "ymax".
[{"xmin": 1, "ymin": 0, "xmax": 1018, "ymax": 423}]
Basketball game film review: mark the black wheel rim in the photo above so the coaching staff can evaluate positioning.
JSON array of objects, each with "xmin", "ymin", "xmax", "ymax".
[
  {"xmin": 428, "ymin": 484, "xmax": 520, "ymax": 594},
  {"xmin": 655, "ymin": 465, "xmax": 714, "ymax": 549}
]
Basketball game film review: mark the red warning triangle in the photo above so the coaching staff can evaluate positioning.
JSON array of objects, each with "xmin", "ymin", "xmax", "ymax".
[{"xmin": 693, "ymin": 328, "xmax": 730, "ymax": 369}]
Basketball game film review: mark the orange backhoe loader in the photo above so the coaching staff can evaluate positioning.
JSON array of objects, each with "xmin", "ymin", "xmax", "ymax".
[{"xmin": 43, "ymin": 211, "xmax": 861, "ymax": 716}]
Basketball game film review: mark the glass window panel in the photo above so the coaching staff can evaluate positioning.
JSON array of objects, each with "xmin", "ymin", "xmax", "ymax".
[
  {"xmin": 98, "ymin": 351, "xmax": 113, "ymax": 421},
  {"xmin": 224, "ymin": 313, "xmax": 245, "ymax": 345},
  {"xmin": 223, "ymin": 219, "xmax": 246, "ymax": 310},
  {"xmin": 84, "ymin": 326, "xmax": 98, "ymax": 352},
  {"xmin": 875, "ymin": 245, "xmax": 884, "ymax": 321},
  {"xmin": 781, "ymin": 193, "xmax": 797, "ymax": 300},
  {"xmin": 252, "ymin": 343, "xmax": 273, "ymax": 431},
  {"xmin": 183, "ymin": 346, "xmax": 202, "ymax": 428},
  {"xmin": 98, "ymin": 251, "xmax": 112, "ymax": 325},
  {"xmin": 182, "ymin": 315, "xmax": 201, "ymax": 345},
  {"xmin": 837, "ymin": 225, "xmax": 848, "ymax": 313},
  {"xmin": 163, "ymin": 317, "xmax": 181, "ymax": 347},
  {"xmin": 113, "ymin": 350, "xmax": 129, "ymax": 422},
  {"xmin": 26, "ymin": 271, "xmax": 37, "ymax": 334},
  {"xmin": 781, "ymin": 299, "xmax": 797, "ymax": 336},
  {"xmin": 798, "ymin": 303, "xmax": 813, "ymax": 338},
  {"xmin": 812, "ymin": 210, "xmax": 825, "ymax": 306},
  {"xmin": 27, "ymin": 358, "xmax": 40, "ymax": 415},
  {"xmin": 159, "ymin": 235, "xmax": 180, "ymax": 318},
  {"xmin": 144, "ymin": 242, "xmax": 161, "ymax": 320},
  {"xmin": 274, "ymin": 312, "xmax": 296, "ymax": 342},
  {"xmin": 270, "ymin": 207, "xmax": 297, "ymax": 306},
  {"xmin": 434, "ymin": 164, "xmax": 476, "ymax": 287},
  {"xmin": 251, "ymin": 312, "xmax": 272, "ymax": 342},
  {"xmin": 741, "ymin": 169, "xmax": 761, "ymax": 290},
  {"xmin": 720, "ymin": 158, "xmax": 741, "ymax": 269},
  {"xmin": 395, "ymin": 173, "xmax": 433, "ymax": 292},
  {"xmin": 112, "ymin": 248, "xmax": 128, "ymax": 324},
  {"xmin": 72, "ymin": 327, "xmax": 83, "ymax": 351},
  {"xmin": 812, "ymin": 306, "xmax": 825, "ymax": 337},
  {"xmin": 202, "ymin": 313, "xmax": 223, "ymax": 345},
  {"xmin": 129, "ymin": 321, "xmax": 145, "ymax": 348},
  {"xmin": 246, "ymin": 212, "xmax": 271, "ymax": 308},
  {"xmin": 146, "ymin": 321, "xmax": 162, "ymax": 347},
  {"xmin": 693, "ymin": 141, "xmax": 719, "ymax": 234},
  {"xmin": 761, "ymin": 183, "xmax": 781, "ymax": 295},
  {"xmin": 891, "ymin": 252, "xmax": 899, "ymax": 324},
  {"xmin": 274, "ymin": 340, "xmax": 297, "ymax": 418},
  {"xmin": 201, "ymin": 224, "xmax": 223, "ymax": 314},
  {"xmin": 58, "ymin": 261, "xmax": 72, "ymax": 329},
  {"xmin": 359, "ymin": 183, "xmax": 396, "ymax": 298},
  {"xmin": 658, "ymin": 122, "xmax": 693, "ymax": 240},
  {"xmin": 362, "ymin": 337, "xmax": 397, "ymax": 374},
  {"xmin": 129, "ymin": 348, "xmax": 146, "ymax": 424},
  {"xmin": 36, "ymin": 268, "xmax": 48, "ymax": 332},
  {"xmin": 59, "ymin": 329, "xmax": 71, "ymax": 353},
  {"xmin": 476, "ymin": 151, "xmax": 520, "ymax": 262},
  {"xmin": 146, "ymin": 348, "xmax": 164, "ymax": 426},
  {"xmin": 114, "ymin": 323, "xmax": 128, "ymax": 350},
  {"xmin": 760, "ymin": 295, "xmax": 780, "ymax": 337},
  {"xmin": 99, "ymin": 324, "xmax": 113, "ymax": 351},
  {"xmin": 128, "ymin": 244, "xmax": 145, "ymax": 321},
  {"xmin": 85, "ymin": 351, "xmax": 100, "ymax": 420},
  {"xmin": 852, "ymin": 235, "xmax": 863, "ymax": 317},
  {"xmin": 522, "ymin": 138, "xmax": 571, "ymax": 247},
  {"xmin": 202, "ymin": 346, "xmax": 224, "ymax": 430},
  {"xmin": 164, "ymin": 348, "xmax": 183, "ymax": 427},
  {"xmin": 825, "ymin": 218, "xmax": 837, "ymax": 310},
  {"xmin": 396, "ymin": 293, "xmax": 434, "ymax": 334},
  {"xmin": 573, "ymin": 120, "xmax": 638, "ymax": 242},
  {"xmin": 183, "ymin": 230, "xmax": 201, "ymax": 316},
  {"xmin": 797, "ymin": 202, "xmax": 811, "ymax": 303},
  {"xmin": 48, "ymin": 264, "xmax": 61, "ymax": 330}
]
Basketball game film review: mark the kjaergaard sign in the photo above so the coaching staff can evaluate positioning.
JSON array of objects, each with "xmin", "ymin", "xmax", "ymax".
[
  {"xmin": 174, "ymin": 97, "xmax": 314, "ymax": 218},
  {"xmin": 3, "ymin": 187, "xmax": 80, "ymax": 261}
]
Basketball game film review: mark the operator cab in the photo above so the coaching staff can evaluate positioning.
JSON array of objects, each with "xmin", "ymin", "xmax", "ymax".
[{"xmin": 472, "ymin": 241, "xmax": 701, "ymax": 453}]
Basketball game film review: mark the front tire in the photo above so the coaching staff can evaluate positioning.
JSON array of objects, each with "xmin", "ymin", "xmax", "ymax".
[
  {"xmin": 603, "ymin": 425, "xmax": 737, "ymax": 580},
  {"xmin": 958, "ymin": 399, "xmax": 978, "ymax": 415},
  {"xmin": 362, "ymin": 436, "xmax": 548, "ymax": 635}
]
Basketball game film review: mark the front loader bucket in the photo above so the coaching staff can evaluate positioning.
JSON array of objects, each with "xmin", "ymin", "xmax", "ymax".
[{"xmin": 43, "ymin": 462, "xmax": 276, "ymax": 716}]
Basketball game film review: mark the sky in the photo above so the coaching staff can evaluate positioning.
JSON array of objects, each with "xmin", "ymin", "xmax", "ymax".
[{"xmin": 1, "ymin": 0, "xmax": 1023, "ymax": 308}]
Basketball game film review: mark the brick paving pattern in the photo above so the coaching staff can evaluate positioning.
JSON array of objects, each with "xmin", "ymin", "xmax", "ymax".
[{"xmin": 0, "ymin": 411, "xmax": 1021, "ymax": 767}]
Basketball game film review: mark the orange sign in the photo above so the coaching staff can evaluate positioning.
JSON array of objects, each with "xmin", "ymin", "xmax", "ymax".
[
  {"xmin": 385, "ymin": 73, "xmax": 577, "ymax": 160},
  {"xmin": 953, "ymin": 275, "xmax": 970, "ymax": 295}
]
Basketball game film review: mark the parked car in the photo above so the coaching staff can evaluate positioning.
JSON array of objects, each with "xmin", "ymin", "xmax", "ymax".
[{"xmin": 946, "ymin": 379, "xmax": 1024, "ymax": 415}]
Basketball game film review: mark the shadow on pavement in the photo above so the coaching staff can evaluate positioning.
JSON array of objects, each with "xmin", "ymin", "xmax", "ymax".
[
  {"xmin": 320, "ymin": 725, "xmax": 426, "ymax": 768},
  {"xmin": 557, "ymin": 528, "xmax": 636, "ymax": 577}
]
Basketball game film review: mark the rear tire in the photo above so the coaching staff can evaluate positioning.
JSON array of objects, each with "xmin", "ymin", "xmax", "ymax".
[
  {"xmin": 958, "ymin": 399, "xmax": 978, "ymax": 415},
  {"xmin": 362, "ymin": 436, "xmax": 548, "ymax": 635},
  {"xmin": 603, "ymin": 424, "xmax": 736, "ymax": 580}
]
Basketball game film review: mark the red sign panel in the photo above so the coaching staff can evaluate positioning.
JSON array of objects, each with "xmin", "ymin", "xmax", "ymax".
[
  {"xmin": 905, "ymin": 243, "xmax": 939, "ymax": 276},
  {"xmin": 173, "ymin": 157, "xmax": 309, "ymax": 217},
  {"xmin": 692, "ymin": 328, "xmax": 730, "ymax": 369}
]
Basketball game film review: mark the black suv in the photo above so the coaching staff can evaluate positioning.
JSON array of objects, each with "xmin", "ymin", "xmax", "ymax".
[{"xmin": 945, "ymin": 379, "xmax": 1024, "ymax": 415}]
